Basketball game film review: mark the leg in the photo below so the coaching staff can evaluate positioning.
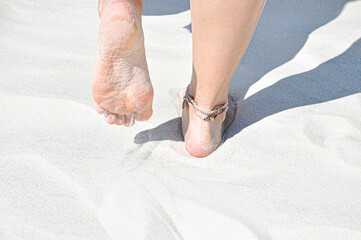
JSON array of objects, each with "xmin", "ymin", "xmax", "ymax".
[
  {"xmin": 92, "ymin": 0, "xmax": 153, "ymax": 127},
  {"xmin": 182, "ymin": 0, "xmax": 266, "ymax": 157}
]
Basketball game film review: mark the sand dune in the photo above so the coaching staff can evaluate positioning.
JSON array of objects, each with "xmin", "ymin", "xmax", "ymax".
[{"xmin": 1, "ymin": 0, "xmax": 360, "ymax": 239}]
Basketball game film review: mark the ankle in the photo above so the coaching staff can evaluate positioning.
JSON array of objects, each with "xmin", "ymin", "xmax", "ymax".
[
  {"xmin": 184, "ymin": 86, "xmax": 228, "ymax": 123},
  {"xmin": 188, "ymin": 83, "xmax": 228, "ymax": 111}
]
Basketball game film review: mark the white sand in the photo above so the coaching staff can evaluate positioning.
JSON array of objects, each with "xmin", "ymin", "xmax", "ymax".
[{"xmin": 1, "ymin": 0, "xmax": 361, "ymax": 239}]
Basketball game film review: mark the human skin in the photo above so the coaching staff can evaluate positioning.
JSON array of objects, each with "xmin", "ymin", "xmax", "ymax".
[
  {"xmin": 92, "ymin": 0, "xmax": 153, "ymax": 126},
  {"xmin": 92, "ymin": 0, "xmax": 266, "ymax": 157},
  {"xmin": 182, "ymin": 0, "xmax": 266, "ymax": 157}
]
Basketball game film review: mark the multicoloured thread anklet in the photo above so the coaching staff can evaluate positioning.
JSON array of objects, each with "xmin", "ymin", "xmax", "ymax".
[{"xmin": 182, "ymin": 85, "xmax": 229, "ymax": 122}]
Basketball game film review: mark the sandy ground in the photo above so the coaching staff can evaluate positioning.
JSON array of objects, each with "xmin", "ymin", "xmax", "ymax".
[{"xmin": 1, "ymin": 0, "xmax": 361, "ymax": 239}]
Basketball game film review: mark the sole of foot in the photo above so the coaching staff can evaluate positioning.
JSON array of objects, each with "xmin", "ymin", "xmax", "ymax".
[
  {"xmin": 92, "ymin": 0, "xmax": 153, "ymax": 127},
  {"xmin": 175, "ymin": 88, "xmax": 237, "ymax": 158}
]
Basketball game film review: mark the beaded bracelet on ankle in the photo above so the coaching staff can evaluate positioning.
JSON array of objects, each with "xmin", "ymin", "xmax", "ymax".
[{"xmin": 182, "ymin": 85, "xmax": 229, "ymax": 122}]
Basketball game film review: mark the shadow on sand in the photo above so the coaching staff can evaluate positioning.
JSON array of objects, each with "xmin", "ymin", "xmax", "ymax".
[
  {"xmin": 135, "ymin": 0, "xmax": 360, "ymax": 144},
  {"xmin": 142, "ymin": 0, "xmax": 189, "ymax": 16}
]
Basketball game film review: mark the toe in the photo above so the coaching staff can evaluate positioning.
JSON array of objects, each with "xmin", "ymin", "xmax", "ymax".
[
  {"xmin": 115, "ymin": 114, "xmax": 125, "ymax": 125},
  {"xmin": 106, "ymin": 113, "xmax": 117, "ymax": 125},
  {"xmin": 95, "ymin": 105, "xmax": 105, "ymax": 114}
]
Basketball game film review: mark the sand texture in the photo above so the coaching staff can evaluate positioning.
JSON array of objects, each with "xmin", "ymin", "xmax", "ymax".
[{"xmin": 1, "ymin": 0, "xmax": 361, "ymax": 239}]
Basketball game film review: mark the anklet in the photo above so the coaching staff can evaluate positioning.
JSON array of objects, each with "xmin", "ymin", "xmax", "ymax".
[{"xmin": 182, "ymin": 85, "xmax": 229, "ymax": 122}]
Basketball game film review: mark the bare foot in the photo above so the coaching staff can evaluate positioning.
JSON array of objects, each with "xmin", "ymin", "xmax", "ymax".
[
  {"xmin": 92, "ymin": 0, "xmax": 153, "ymax": 127},
  {"xmin": 178, "ymin": 89, "xmax": 237, "ymax": 158}
]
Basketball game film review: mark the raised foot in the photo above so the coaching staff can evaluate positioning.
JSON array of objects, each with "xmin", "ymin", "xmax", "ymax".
[
  {"xmin": 179, "ymin": 89, "xmax": 237, "ymax": 158},
  {"xmin": 92, "ymin": 0, "xmax": 153, "ymax": 127}
]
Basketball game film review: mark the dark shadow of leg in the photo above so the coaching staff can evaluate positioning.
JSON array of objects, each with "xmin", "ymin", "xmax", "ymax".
[
  {"xmin": 134, "ymin": 117, "xmax": 183, "ymax": 144},
  {"xmin": 142, "ymin": 0, "xmax": 189, "ymax": 15},
  {"xmin": 227, "ymin": 38, "xmax": 361, "ymax": 139}
]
